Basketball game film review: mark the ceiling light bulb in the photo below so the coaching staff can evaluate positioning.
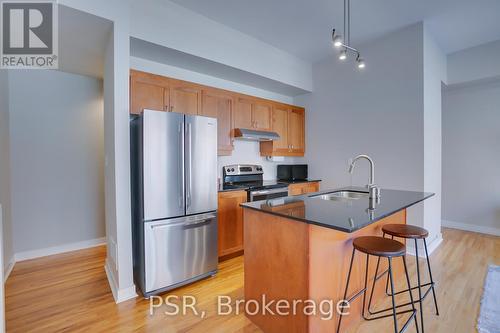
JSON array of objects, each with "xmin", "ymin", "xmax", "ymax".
[
  {"xmin": 357, "ymin": 57, "xmax": 365, "ymax": 69},
  {"xmin": 339, "ymin": 50, "xmax": 347, "ymax": 60},
  {"xmin": 333, "ymin": 35, "xmax": 343, "ymax": 48}
]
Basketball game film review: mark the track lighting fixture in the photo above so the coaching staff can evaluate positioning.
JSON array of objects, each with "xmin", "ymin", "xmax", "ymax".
[{"xmin": 331, "ymin": 0, "xmax": 365, "ymax": 69}]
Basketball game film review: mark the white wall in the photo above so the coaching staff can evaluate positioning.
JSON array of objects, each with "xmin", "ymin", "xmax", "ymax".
[
  {"xmin": 294, "ymin": 24, "xmax": 424, "ymax": 191},
  {"xmin": 447, "ymin": 40, "xmax": 500, "ymax": 86},
  {"xmin": 294, "ymin": 23, "xmax": 442, "ymax": 245},
  {"xmin": 422, "ymin": 25, "xmax": 446, "ymax": 245},
  {"xmin": 0, "ymin": 70, "xmax": 14, "ymax": 275},
  {"xmin": 7, "ymin": 70, "xmax": 104, "ymax": 254},
  {"xmin": 442, "ymin": 80, "xmax": 500, "ymax": 235},
  {"xmin": 103, "ymin": 25, "xmax": 136, "ymax": 302},
  {"xmin": 130, "ymin": 0, "xmax": 312, "ymax": 93}
]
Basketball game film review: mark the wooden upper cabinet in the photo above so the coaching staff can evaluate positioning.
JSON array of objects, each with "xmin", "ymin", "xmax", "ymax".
[
  {"xmin": 260, "ymin": 105, "xmax": 305, "ymax": 156},
  {"xmin": 129, "ymin": 70, "xmax": 306, "ymax": 157},
  {"xmin": 270, "ymin": 105, "xmax": 290, "ymax": 153},
  {"xmin": 234, "ymin": 97, "xmax": 253, "ymax": 129},
  {"xmin": 169, "ymin": 80, "xmax": 201, "ymax": 115},
  {"xmin": 288, "ymin": 108, "xmax": 305, "ymax": 154},
  {"xmin": 252, "ymin": 102, "xmax": 272, "ymax": 130},
  {"xmin": 130, "ymin": 70, "xmax": 170, "ymax": 114},
  {"xmin": 234, "ymin": 97, "xmax": 271, "ymax": 131},
  {"xmin": 201, "ymin": 90, "xmax": 234, "ymax": 155}
]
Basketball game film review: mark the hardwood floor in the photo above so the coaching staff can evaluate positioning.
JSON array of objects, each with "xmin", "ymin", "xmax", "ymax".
[{"xmin": 5, "ymin": 228, "xmax": 499, "ymax": 332}]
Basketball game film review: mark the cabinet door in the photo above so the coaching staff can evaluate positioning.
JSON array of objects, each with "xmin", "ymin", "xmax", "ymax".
[
  {"xmin": 271, "ymin": 106, "xmax": 289, "ymax": 153},
  {"xmin": 218, "ymin": 191, "xmax": 247, "ymax": 259},
  {"xmin": 252, "ymin": 102, "xmax": 272, "ymax": 130},
  {"xmin": 234, "ymin": 97, "xmax": 253, "ymax": 129},
  {"xmin": 130, "ymin": 76, "xmax": 169, "ymax": 114},
  {"xmin": 288, "ymin": 182, "xmax": 320, "ymax": 196},
  {"xmin": 170, "ymin": 82, "xmax": 201, "ymax": 115},
  {"xmin": 288, "ymin": 108, "xmax": 305, "ymax": 154},
  {"xmin": 201, "ymin": 91, "xmax": 234, "ymax": 155}
]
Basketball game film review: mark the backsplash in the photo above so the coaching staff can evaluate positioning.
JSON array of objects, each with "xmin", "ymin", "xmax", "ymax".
[{"xmin": 217, "ymin": 140, "xmax": 296, "ymax": 181}]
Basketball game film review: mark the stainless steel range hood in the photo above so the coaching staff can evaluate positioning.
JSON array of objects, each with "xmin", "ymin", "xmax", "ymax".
[{"xmin": 234, "ymin": 128, "xmax": 280, "ymax": 141}]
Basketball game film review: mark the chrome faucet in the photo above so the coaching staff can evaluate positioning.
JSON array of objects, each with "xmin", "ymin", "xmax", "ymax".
[{"xmin": 348, "ymin": 154, "xmax": 380, "ymax": 200}]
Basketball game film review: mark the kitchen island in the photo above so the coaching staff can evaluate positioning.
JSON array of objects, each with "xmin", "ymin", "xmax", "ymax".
[{"xmin": 241, "ymin": 187, "xmax": 433, "ymax": 333}]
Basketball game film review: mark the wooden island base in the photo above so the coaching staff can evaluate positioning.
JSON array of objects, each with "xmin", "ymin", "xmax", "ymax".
[{"xmin": 243, "ymin": 208, "xmax": 406, "ymax": 333}]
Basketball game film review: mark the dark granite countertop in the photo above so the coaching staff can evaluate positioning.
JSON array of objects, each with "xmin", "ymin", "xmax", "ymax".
[
  {"xmin": 277, "ymin": 179, "xmax": 322, "ymax": 185},
  {"xmin": 240, "ymin": 186, "xmax": 434, "ymax": 233}
]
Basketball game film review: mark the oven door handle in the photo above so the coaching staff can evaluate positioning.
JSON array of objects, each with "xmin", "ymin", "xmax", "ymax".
[{"xmin": 250, "ymin": 188, "xmax": 288, "ymax": 196}]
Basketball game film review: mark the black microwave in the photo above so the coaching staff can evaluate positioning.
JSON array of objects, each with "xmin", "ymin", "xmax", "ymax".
[{"xmin": 277, "ymin": 164, "xmax": 308, "ymax": 181}]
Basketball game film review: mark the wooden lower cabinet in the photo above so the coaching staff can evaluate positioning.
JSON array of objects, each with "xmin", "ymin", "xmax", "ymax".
[
  {"xmin": 217, "ymin": 190, "xmax": 247, "ymax": 260},
  {"xmin": 288, "ymin": 181, "xmax": 320, "ymax": 196}
]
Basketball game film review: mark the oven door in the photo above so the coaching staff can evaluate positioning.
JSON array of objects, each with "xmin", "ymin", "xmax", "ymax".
[{"xmin": 249, "ymin": 188, "xmax": 289, "ymax": 202}]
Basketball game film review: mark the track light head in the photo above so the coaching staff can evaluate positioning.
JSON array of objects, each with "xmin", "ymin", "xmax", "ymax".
[
  {"xmin": 357, "ymin": 57, "xmax": 365, "ymax": 69},
  {"xmin": 332, "ymin": 30, "xmax": 343, "ymax": 48},
  {"xmin": 339, "ymin": 49, "xmax": 347, "ymax": 60},
  {"xmin": 333, "ymin": 35, "xmax": 343, "ymax": 48}
]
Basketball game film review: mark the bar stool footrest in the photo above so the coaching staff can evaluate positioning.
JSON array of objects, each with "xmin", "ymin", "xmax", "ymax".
[{"xmin": 363, "ymin": 309, "xmax": 417, "ymax": 333}]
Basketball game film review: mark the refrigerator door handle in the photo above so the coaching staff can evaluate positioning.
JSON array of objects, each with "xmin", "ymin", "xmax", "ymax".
[
  {"xmin": 186, "ymin": 122, "xmax": 193, "ymax": 209},
  {"xmin": 178, "ymin": 122, "xmax": 185, "ymax": 209}
]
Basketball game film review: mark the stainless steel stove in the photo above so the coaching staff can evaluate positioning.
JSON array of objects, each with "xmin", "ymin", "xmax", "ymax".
[{"xmin": 222, "ymin": 164, "xmax": 289, "ymax": 201}]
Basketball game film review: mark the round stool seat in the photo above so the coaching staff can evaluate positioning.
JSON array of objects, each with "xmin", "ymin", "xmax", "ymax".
[
  {"xmin": 353, "ymin": 236, "xmax": 406, "ymax": 257},
  {"xmin": 382, "ymin": 224, "xmax": 429, "ymax": 239}
]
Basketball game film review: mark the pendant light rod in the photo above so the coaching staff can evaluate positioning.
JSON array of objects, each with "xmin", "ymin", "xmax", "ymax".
[{"xmin": 332, "ymin": 0, "xmax": 365, "ymax": 69}]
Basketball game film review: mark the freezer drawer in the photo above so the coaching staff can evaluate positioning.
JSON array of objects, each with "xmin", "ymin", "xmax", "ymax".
[{"xmin": 144, "ymin": 213, "xmax": 218, "ymax": 293}]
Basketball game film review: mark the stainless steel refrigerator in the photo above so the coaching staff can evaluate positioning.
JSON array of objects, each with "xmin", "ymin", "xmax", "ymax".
[{"xmin": 131, "ymin": 109, "xmax": 218, "ymax": 297}]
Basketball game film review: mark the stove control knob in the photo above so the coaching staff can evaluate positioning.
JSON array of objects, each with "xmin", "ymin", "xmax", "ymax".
[
  {"xmin": 226, "ymin": 168, "xmax": 231, "ymax": 172},
  {"xmin": 231, "ymin": 168, "xmax": 235, "ymax": 172}
]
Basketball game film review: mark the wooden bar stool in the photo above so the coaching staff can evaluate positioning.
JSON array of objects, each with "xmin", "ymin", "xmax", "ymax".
[
  {"xmin": 337, "ymin": 236, "xmax": 419, "ymax": 333},
  {"xmin": 372, "ymin": 224, "xmax": 439, "ymax": 333}
]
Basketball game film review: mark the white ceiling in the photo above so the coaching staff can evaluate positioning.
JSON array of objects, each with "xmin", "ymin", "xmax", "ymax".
[
  {"xmin": 169, "ymin": 0, "xmax": 500, "ymax": 62},
  {"xmin": 59, "ymin": 5, "xmax": 112, "ymax": 78}
]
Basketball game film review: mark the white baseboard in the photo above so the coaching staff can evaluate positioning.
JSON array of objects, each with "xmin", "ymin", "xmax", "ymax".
[
  {"xmin": 105, "ymin": 259, "xmax": 137, "ymax": 304},
  {"xmin": 442, "ymin": 220, "xmax": 500, "ymax": 237},
  {"xmin": 406, "ymin": 233, "xmax": 443, "ymax": 258},
  {"xmin": 4, "ymin": 256, "xmax": 15, "ymax": 283},
  {"xmin": 15, "ymin": 237, "xmax": 106, "ymax": 262}
]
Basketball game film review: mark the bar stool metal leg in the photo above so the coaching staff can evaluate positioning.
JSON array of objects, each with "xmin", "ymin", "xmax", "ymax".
[
  {"xmin": 385, "ymin": 234, "xmax": 394, "ymax": 295},
  {"xmin": 403, "ymin": 255, "xmax": 419, "ymax": 333},
  {"xmin": 423, "ymin": 238, "xmax": 440, "ymax": 315},
  {"xmin": 388, "ymin": 258, "xmax": 399, "ymax": 333},
  {"xmin": 337, "ymin": 248, "xmax": 356, "ymax": 333},
  {"xmin": 415, "ymin": 239, "xmax": 424, "ymax": 333}
]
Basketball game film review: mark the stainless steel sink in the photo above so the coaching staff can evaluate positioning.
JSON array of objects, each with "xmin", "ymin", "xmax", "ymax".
[{"xmin": 312, "ymin": 190, "xmax": 369, "ymax": 201}]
